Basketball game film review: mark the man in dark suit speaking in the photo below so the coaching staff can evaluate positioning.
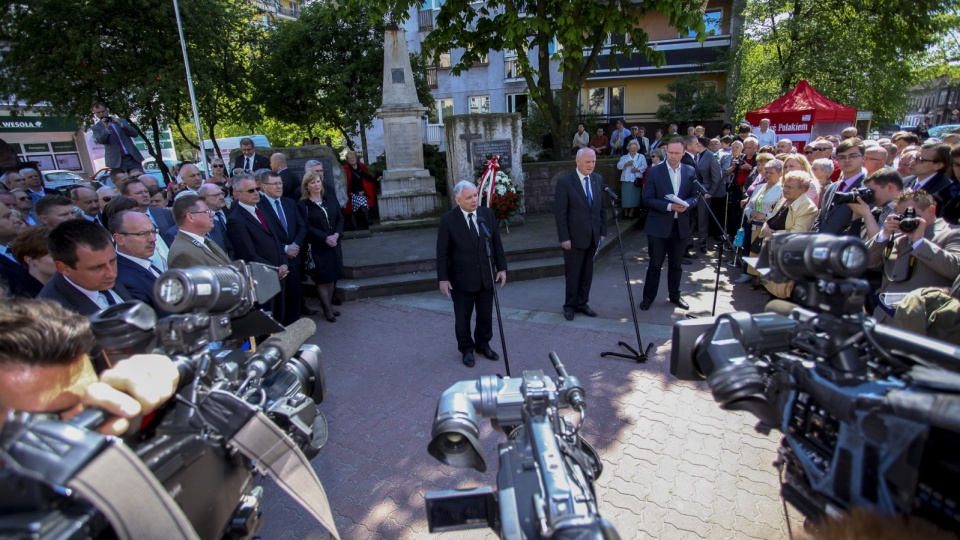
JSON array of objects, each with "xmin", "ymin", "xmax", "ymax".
[
  {"xmin": 640, "ymin": 139, "xmax": 698, "ymax": 311},
  {"xmin": 232, "ymin": 138, "xmax": 271, "ymax": 174},
  {"xmin": 554, "ymin": 148, "xmax": 606, "ymax": 321},
  {"xmin": 437, "ymin": 181, "xmax": 507, "ymax": 368}
]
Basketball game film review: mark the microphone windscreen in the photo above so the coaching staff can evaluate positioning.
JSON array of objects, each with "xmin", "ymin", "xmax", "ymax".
[{"xmin": 259, "ymin": 318, "xmax": 317, "ymax": 361}]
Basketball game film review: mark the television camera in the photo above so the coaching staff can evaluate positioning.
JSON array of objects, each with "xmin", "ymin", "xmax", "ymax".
[
  {"xmin": 671, "ymin": 233, "xmax": 960, "ymax": 532},
  {"xmin": 424, "ymin": 353, "xmax": 620, "ymax": 539},
  {"xmin": 0, "ymin": 262, "xmax": 339, "ymax": 540}
]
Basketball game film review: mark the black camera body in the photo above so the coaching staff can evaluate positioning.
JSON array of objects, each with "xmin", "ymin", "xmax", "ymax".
[
  {"xmin": 670, "ymin": 233, "xmax": 960, "ymax": 532},
  {"xmin": 424, "ymin": 354, "xmax": 620, "ymax": 539},
  {"xmin": 832, "ymin": 186, "xmax": 875, "ymax": 205},
  {"xmin": 0, "ymin": 262, "xmax": 331, "ymax": 540},
  {"xmin": 896, "ymin": 207, "xmax": 921, "ymax": 233}
]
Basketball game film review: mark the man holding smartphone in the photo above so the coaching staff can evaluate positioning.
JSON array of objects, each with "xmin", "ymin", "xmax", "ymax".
[{"xmin": 91, "ymin": 101, "xmax": 144, "ymax": 173}]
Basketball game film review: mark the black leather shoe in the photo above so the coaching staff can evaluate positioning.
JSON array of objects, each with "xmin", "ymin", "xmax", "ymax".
[
  {"xmin": 476, "ymin": 345, "xmax": 500, "ymax": 361},
  {"xmin": 699, "ymin": 244, "xmax": 708, "ymax": 254},
  {"xmin": 301, "ymin": 305, "xmax": 319, "ymax": 316},
  {"xmin": 682, "ymin": 257, "xmax": 693, "ymax": 265},
  {"xmin": 577, "ymin": 306, "xmax": 598, "ymax": 317},
  {"xmin": 462, "ymin": 351, "xmax": 476, "ymax": 367},
  {"xmin": 686, "ymin": 250, "xmax": 699, "ymax": 259},
  {"xmin": 564, "ymin": 309, "xmax": 575, "ymax": 321},
  {"xmin": 639, "ymin": 300, "xmax": 652, "ymax": 311},
  {"xmin": 669, "ymin": 297, "xmax": 690, "ymax": 310},
  {"xmin": 332, "ymin": 310, "xmax": 341, "ymax": 317}
]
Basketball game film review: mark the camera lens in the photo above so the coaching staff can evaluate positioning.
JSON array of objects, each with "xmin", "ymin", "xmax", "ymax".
[
  {"xmin": 154, "ymin": 266, "xmax": 247, "ymax": 314},
  {"xmin": 773, "ymin": 234, "xmax": 869, "ymax": 281}
]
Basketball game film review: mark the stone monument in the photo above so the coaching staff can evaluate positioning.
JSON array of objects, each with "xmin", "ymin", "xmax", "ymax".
[
  {"xmin": 375, "ymin": 28, "xmax": 441, "ymax": 225},
  {"xmin": 444, "ymin": 113, "xmax": 525, "ymax": 215}
]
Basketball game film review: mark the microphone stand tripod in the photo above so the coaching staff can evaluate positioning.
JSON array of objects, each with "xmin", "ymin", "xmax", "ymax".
[
  {"xmin": 599, "ymin": 189, "xmax": 653, "ymax": 363},
  {"xmin": 478, "ymin": 219, "xmax": 512, "ymax": 377},
  {"xmin": 687, "ymin": 181, "xmax": 735, "ymax": 319}
]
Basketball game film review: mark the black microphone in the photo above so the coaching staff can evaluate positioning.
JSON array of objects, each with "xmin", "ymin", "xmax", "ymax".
[
  {"xmin": 691, "ymin": 179, "xmax": 709, "ymax": 195},
  {"xmin": 603, "ymin": 186, "xmax": 619, "ymax": 200},
  {"xmin": 246, "ymin": 318, "xmax": 317, "ymax": 378},
  {"xmin": 477, "ymin": 216, "xmax": 491, "ymax": 238}
]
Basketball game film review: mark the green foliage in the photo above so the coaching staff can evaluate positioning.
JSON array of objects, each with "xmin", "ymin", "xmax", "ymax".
[
  {"xmin": 342, "ymin": 0, "xmax": 708, "ymax": 157},
  {"xmin": 731, "ymin": 0, "xmax": 957, "ymax": 124},
  {"xmin": 655, "ymin": 75, "xmax": 726, "ymax": 126}
]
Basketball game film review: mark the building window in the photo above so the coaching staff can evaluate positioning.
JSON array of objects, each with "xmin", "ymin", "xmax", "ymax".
[
  {"xmin": 428, "ymin": 98, "xmax": 454, "ymax": 125},
  {"xmin": 585, "ymin": 87, "xmax": 624, "ymax": 116},
  {"xmin": 506, "ymin": 93, "xmax": 528, "ymax": 116},
  {"xmin": 468, "ymin": 95, "xmax": 490, "ymax": 114},
  {"xmin": 437, "ymin": 52, "xmax": 452, "ymax": 69},
  {"xmin": 474, "ymin": 53, "xmax": 489, "ymax": 66},
  {"xmin": 505, "ymin": 59, "xmax": 522, "ymax": 80},
  {"xmin": 420, "ymin": 0, "xmax": 445, "ymax": 9},
  {"xmin": 684, "ymin": 9, "xmax": 722, "ymax": 38}
]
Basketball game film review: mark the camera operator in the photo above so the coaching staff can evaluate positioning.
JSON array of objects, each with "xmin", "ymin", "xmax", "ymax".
[
  {"xmin": 865, "ymin": 190, "xmax": 960, "ymax": 323},
  {"xmin": 0, "ymin": 298, "xmax": 178, "ymax": 436},
  {"xmin": 847, "ymin": 169, "xmax": 904, "ymax": 241}
]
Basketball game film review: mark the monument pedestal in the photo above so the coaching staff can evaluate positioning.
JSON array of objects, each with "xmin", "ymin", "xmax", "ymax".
[{"xmin": 376, "ymin": 30, "xmax": 442, "ymax": 225}]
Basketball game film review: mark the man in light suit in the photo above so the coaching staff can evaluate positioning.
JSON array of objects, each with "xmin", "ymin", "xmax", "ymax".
[
  {"xmin": 226, "ymin": 174, "xmax": 288, "ymax": 322},
  {"xmin": 110, "ymin": 211, "xmax": 167, "ymax": 316},
  {"xmin": 554, "ymin": 148, "xmax": 606, "ymax": 320},
  {"xmin": 866, "ymin": 190, "xmax": 960, "ymax": 323},
  {"xmin": 814, "ymin": 138, "xmax": 867, "ymax": 236},
  {"xmin": 437, "ymin": 181, "xmax": 507, "ymax": 367},
  {"xmin": 232, "ymin": 138, "xmax": 271, "ymax": 174},
  {"xmin": 91, "ymin": 101, "xmax": 144, "ymax": 172},
  {"xmin": 692, "ymin": 136, "xmax": 724, "ymax": 252},
  {"xmin": 161, "ymin": 183, "xmax": 233, "ymax": 257},
  {"xmin": 168, "ymin": 194, "xmax": 232, "ymax": 269},
  {"xmin": 640, "ymin": 139, "xmax": 698, "ymax": 311},
  {"xmin": 39, "ymin": 220, "xmax": 132, "ymax": 319}
]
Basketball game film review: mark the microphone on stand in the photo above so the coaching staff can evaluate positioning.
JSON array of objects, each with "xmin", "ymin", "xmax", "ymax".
[
  {"xmin": 477, "ymin": 216, "xmax": 491, "ymax": 238},
  {"xmin": 602, "ymin": 186, "xmax": 619, "ymax": 200},
  {"xmin": 691, "ymin": 179, "xmax": 709, "ymax": 195}
]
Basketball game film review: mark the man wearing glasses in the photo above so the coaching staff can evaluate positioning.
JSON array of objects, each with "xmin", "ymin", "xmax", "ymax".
[
  {"xmin": 903, "ymin": 141, "xmax": 955, "ymax": 217},
  {"xmin": 804, "ymin": 141, "xmax": 841, "ymax": 181},
  {"xmin": 257, "ymin": 169, "xmax": 309, "ymax": 322},
  {"xmin": 863, "ymin": 146, "xmax": 888, "ymax": 177},
  {"xmin": 38, "ymin": 219, "xmax": 133, "ymax": 318},
  {"xmin": 168, "ymin": 194, "xmax": 231, "ymax": 269},
  {"xmin": 814, "ymin": 137, "xmax": 867, "ymax": 236},
  {"xmin": 110, "ymin": 210, "xmax": 167, "ymax": 315}
]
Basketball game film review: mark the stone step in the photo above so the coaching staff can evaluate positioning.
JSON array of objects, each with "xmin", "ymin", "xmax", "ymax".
[{"xmin": 344, "ymin": 243, "xmax": 562, "ymax": 279}]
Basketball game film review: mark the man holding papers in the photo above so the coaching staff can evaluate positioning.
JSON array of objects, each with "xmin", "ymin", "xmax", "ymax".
[{"xmin": 640, "ymin": 139, "xmax": 699, "ymax": 311}]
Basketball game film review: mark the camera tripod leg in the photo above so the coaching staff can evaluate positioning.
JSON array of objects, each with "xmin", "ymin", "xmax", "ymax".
[{"xmin": 599, "ymin": 197, "xmax": 651, "ymax": 363}]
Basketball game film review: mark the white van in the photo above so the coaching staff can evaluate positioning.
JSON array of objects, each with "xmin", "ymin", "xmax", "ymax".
[{"xmin": 202, "ymin": 135, "xmax": 271, "ymax": 162}]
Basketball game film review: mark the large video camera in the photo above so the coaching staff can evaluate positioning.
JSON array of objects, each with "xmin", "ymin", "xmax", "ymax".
[
  {"xmin": 0, "ymin": 262, "xmax": 338, "ymax": 540},
  {"xmin": 671, "ymin": 233, "xmax": 960, "ymax": 532},
  {"xmin": 424, "ymin": 353, "xmax": 620, "ymax": 539}
]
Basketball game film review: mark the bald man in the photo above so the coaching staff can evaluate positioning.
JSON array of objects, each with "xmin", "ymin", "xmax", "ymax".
[{"xmin": 271, "ymin": 152, "xmax": 299, "ymax": 199}]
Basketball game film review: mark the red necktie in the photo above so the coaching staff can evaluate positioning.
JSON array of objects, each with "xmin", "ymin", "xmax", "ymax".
[{"xmin": 255, "ymin": 208, "xmax": 271, "ymax": 231}]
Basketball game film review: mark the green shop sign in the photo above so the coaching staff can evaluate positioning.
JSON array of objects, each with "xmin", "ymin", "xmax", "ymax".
[{"xmin": 0, "ymin": 115, "xmax": 79, "ymax": 133}]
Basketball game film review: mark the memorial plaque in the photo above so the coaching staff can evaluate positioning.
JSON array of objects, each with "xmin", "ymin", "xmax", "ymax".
[
  {"xmin": 471, "ymin": 139, "xmax": 512, "ymax": 169},
  {"xmin": 391, "ymin": 68, "xmax": 405, "ymax": 84},
  {"xmin": 385, "ymin": 122, "xmax": 423, "ymax": 168}
]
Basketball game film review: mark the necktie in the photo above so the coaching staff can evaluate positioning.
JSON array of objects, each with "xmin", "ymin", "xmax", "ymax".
[
  {"xmin": 275, "ymin": 200, "xmax": 288, "ymax": 233},
  {"xmin": 109, "ymin": 123, "xmax": 128, "ymax": 155},
  {"xmin": 98, "ymin": 291, "xmax": 118, "ymax": 308},
  {"xmin": 468, "ymin": 213, "xmax": 479, "ymax": 241},
  {"xmin": 245, "ymin": 157, "xmax": 251, "ymax": 171},
  {"xmin": 583, "ymin": 176, "xmax": 593, "ymax": 206},
  {"xmin": 255, "ymin": 208, "xmax": 271, "ymax": 231}
]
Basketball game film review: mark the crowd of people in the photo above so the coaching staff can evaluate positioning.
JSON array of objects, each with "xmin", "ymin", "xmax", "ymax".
[
  {"xmin": 0, "ymin": 105, "xmax": 364, "ymax": 349},
  {"xmin": 583, "ymin": 118, "xmax": 960, "ymax": 340}
]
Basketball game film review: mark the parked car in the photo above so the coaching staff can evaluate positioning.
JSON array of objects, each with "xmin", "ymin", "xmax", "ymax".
[
  {"xmin": 40, "ymin": 170, "xmax": 86, "ymax": 197},
  {"xmin": 928, "ymin": 124, "xmax": 960, "ymax": 139}
]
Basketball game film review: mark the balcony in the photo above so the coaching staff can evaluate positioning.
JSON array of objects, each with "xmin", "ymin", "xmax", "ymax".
[
  {"xmin": 426, "ymin": 67, "xmax": 438, "ymax": 89},
  {"xmin": 418, "ymin": 9, "xmax": 434, "ymax": 31}
]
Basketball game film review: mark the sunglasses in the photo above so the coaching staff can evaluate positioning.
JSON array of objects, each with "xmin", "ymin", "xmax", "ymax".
[
  {"xmin": 212, "ymin": 164, "xmax": 224, "ymax": 168},
  {"xmin": 914, "ymin": 155, "xmax": 934, "ymax": 163},
  {"xmin": 101, "ymin": 196, "xmax": 113, "ymax": 202},
  {"xmin": 240, "ymin": 188, "xmax": 260, "ymax": 194}
]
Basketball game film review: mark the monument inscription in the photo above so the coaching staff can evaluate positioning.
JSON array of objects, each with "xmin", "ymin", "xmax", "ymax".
[{"xmin": 471, "ymin": 139, "xmax": 512, "ymax": 169}]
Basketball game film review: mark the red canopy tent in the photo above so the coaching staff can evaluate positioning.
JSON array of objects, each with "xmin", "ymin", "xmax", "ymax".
[{"xmin": 745, "ymin": 80, "xmax": 857, "ymax": 149}]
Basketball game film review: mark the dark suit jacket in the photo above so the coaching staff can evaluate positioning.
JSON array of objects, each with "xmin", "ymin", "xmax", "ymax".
[
  {"xmin": 814, "ymin": 174, "xmax": 864, "ymax": 236},
  {"xmin": 168, "ymin": 230, "xmax": 232, "ymax": 269},
  {"xmin": 436, "ymin": 205, "xmax": 507, "ymax": 292},
  {"xmin": 697, "ymin": 149, "xmax": 725, "ymax": 198},
  {"xmin": 116, "ymin": 255, "xmax": 167, "ymax": 316},
  {"xmin": 146, "ymin": 207, "xmax": 176, "ymax": 238},
  {"xmin": 258, "ymin": 196, "xmax": 306, "ymax": 266},
  {"xmin": 233, "ymin": 153, "xmax": 271, "ymax": 173},
  {"xmin": 0, "ymin": 254, "xmax": 30, "ymax": 297},
  {"xmin": 643, "ymin": 162, "xmax": 699, "ymax": 239},
  {"xmin": 38, "ymin": 272, "xmax": 132, "ymax": 317},
  {"xmin": 91, "ymin": 118, "xmax": 145, "ymax": 169},
  {"xmin": 226, "ymin": 204, "xmax": 285, "ymax": 266},
  {"xmin": 279, "ymin": 168, "xmax": 300, "ymax": 199},
  {"xmin": 554, "ymin": 171, "xmax": 607, "ymax": 250},
  {"xmin": 905, "ymin": 172, "xmax": 955, "ymax": 217}
]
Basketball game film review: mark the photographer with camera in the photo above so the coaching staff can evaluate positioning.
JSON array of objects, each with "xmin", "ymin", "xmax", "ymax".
[
  {"xmin": 847, "ymin": 169, "xmax": 904, "ymax": 242},
  {"xmin": 865, "ymin": 189, "xmax": 960, "ymax": 323},
  {"xmin": 0, "ymin": 298, "xmax": 178, "ymax": 436},
  {"xmin": 90, "ymin": 101, "xmax": 145, "ymax": 173}
]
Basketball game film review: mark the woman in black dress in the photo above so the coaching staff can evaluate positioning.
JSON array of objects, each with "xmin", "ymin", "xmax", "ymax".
[{"xmin": 299, "ymin": 171, "xmax": 344, "ymax": 322}]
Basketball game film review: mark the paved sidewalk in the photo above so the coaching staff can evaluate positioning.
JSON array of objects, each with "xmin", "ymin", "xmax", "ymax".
[{"xmin": 258, "ymin": 226, "xmax": 799, "ymax": 539}]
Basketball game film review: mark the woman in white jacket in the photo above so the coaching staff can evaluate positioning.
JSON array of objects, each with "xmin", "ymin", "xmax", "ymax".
[{"xmin": 617, "ymin": 140, "xmax": 647, "ymax": 219}]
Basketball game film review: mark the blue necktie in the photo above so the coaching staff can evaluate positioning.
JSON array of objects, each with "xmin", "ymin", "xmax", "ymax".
[
  {"xmin": 583, "ymin": 176, "xmax": 593, "ymax": 206},
  {"xmin": 275, "ymin": 200, "xmax": 288, "ymax": 233}
]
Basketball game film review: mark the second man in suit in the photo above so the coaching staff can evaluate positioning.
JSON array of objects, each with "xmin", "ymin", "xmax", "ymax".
[
  {"xmin": 554, "ymin": 148, "xmax": 606, "ymax": 321},
  {"xmin": 111, "ymin": 210, "xmax": 167, "ymax": 315},
  {"xmin": 257, "ymin": 169, "xmax": 310, "ymax": 323},
  {"xmin": 437, "ymin": 181, "xmax": 507, "ymax": 368},
  {"xmin": 168, "ymin": 194, "xmax": 232, "ymax": 268},
  {"xmin": 640, "ymin": 139, "xmax": 699, "ymax": 311}
]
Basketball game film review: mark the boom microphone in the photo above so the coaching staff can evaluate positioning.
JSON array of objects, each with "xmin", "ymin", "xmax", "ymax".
[
  {"xmin": 691, "ymin": 179, "xmax": 709, "ymax": 195},
  {"xmin": 247, "ymin": 318, "xmax": 317, "ymax": 377},
  {"xmin": 603, "ymin": 186, "xmax": 619, "ymax": 200}
]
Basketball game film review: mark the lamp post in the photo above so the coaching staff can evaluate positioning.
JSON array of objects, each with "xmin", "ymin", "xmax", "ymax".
[{"xmin": 172, "ymin": 0, "xmax": 209, "ymax": 177}]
